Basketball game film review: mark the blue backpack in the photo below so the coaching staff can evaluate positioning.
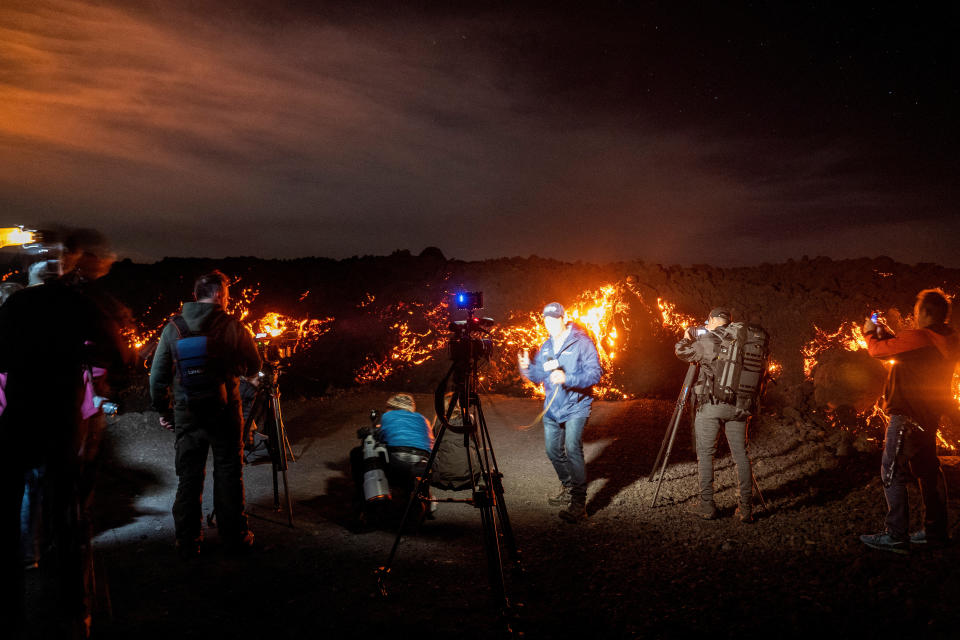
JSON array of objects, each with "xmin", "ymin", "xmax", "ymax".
[{"xmin": 170, "ymin": 314, "xmax": 228, "ymax": 409}]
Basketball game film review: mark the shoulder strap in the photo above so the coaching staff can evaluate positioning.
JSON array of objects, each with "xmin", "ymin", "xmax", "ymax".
[
  {"xmin": 171, "ymin": 312, "xmax": 232, "ymax": 339},
  {"xmin": 171, "ymin": 315, "xmax": 192, "ymax": 338}
]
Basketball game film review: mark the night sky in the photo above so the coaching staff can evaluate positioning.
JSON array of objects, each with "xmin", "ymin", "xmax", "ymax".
[{"xmin": 0, "ymin": 1, "xmax": 957, "ymax": 266}]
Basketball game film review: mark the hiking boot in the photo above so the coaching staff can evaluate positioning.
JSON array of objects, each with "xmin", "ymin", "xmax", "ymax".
[
  {"xmin": 859, "ymin": 532, "xmax": 909, "ymax": 555},
  {"xmin": 548, "ymin": 485, "xmax": 572, "ymax": 506},
  {"xmin": 688, "ymin": 501, "xmax": 718, "ymax": 520},
  {"xmin": 736, "ymin": 503, "xmax": 753, "ymax": 524},
  {"xmin": 559, "ymin": 496, "xmax": 587, "ymax": 523},
  {"xmin": 909, "ymin": 530, "xmax": 950, "ymax": 548}
]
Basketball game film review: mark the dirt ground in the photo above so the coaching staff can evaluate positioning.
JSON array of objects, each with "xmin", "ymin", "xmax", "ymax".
[{"xmin": 24, "ymin": 389, "xmax": 960, "ymax": 639}]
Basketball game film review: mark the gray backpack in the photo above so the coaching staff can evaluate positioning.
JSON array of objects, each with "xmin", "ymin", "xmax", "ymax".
[{"xmin": 712, "ymin": 322, "xmax": 770, "ymax": 416}]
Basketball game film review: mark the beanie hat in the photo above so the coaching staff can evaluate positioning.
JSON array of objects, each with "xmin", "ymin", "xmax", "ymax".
[{"xmin": 386, "ymin": 393, "xmax": 416, "ymax": 412}]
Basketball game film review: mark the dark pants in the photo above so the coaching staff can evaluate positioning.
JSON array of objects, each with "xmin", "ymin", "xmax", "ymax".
[
  {"xmin": 4, "ymin": 457, "xmax": 96, "ymax": 638},
  {"xmin": 881, "ymin": 414, "xmax": 948, "ymax": 541},
  {"xmin": 173, "ymin": 416, "xmax": 248, "ymax": 545},
  {"xmin": 694, "ymin": 402, "xmax": 752, "ymax": 506},
  {"xmin": 543, "ymin": 415, "xmax": 589, "ymax": 500}
]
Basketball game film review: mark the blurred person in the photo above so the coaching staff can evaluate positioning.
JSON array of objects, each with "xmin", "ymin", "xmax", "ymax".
[
  {"xmin": 150, "ymin": 271, "xmax": 261, "ymax": 559},
  {"xmin": 674, "ymin": 307, "xmax": 755, "ymax": 522},
  {"xmin": 519, "ymin": 302, "xmax": 602, "ymax": 523},
  {"xmin": 0, "ymin": 255, "xmax": 124, "ymax": 638},
  {"xmin": 860, "ymin": 289, "xmax": 959, "ymax": 554},
  {"xmin": 0, "ymin": 283, "xmax": 42, "ymax": 572}
]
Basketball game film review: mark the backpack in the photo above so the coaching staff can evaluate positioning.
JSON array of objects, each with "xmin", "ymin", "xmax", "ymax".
[
  {"xmin": 170, "ymin": 314, "xmax": 228, "ymax": 410},
  {"xmin": 712, "ymin": 322, "xmax": 770, "ymax": 416}
]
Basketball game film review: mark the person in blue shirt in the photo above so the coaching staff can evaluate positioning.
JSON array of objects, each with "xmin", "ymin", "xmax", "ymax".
[
  {"xmin": 350, "ymin": 393, "xmax": 434, "ymax": 503},
  {"xmin": 378, "ymin": 393, "xmax": 434, "ymax": 454},
  {"xmin": 519, "ymin": 302, "xmax": 603, "ymax": 523}
]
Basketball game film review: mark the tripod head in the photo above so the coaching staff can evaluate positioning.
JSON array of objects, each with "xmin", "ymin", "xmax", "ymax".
[{"xmin": 435, "ymin": 293, "xmax": 495, "ymax": 435}]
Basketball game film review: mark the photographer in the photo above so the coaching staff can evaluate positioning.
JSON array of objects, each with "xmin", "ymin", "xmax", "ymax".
[
  {"xmin": 859, "ymin": 290, "xmax": 959, "ymax": 554},
  {"xmin": 150, "ymin": 271, "xmax": 260, "ymax": 559},
  {"xmin": 519, "ymin": 302, "xmax": 602, "ymax": 524},
  {"xmin": 351, "ymin": 393, "xmax": 434, "ymax": 502},
  {"xmin": 674, "ymin": 307, "xmax": 754, "ymax": 523}
]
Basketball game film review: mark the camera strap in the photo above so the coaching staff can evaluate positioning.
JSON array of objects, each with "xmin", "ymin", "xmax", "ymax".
[
  {"xmin": 518, "ymin": 341, "xmax": 575, "ymax": 431},
  {"xmin": 518, "ymin": 386, "xmax": 559, "ymax": 431}
]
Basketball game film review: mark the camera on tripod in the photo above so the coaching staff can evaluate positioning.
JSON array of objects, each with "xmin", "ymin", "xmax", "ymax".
[
  {"xmin": 378, "ymin": 290, "xmax": 521, "ymax": 608},
  {"xmin": 254, "ymin": 329, "xmax": 299, "ymax": 365},
  {"xmin": 447, "ymin": 291, "xmax": 495, "ymax": 364}
]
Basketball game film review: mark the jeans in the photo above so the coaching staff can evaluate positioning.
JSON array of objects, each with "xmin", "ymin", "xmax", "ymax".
[
  {"xmin": 881, "ymin": 414, "xmax": 948, "ymax": 541},
  {"xmin": 543, "ymin": 415, "xmax": 589, "ymax": 500},
  {"xmin": 694, "ymin": 402, "xmax": 752, "ymax": 506}
]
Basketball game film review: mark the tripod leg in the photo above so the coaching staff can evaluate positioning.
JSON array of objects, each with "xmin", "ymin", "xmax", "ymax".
[
  {"xmin": 651, "ymin": 407, "xmax": 684, "ymax": 508},
  {"xmin": 474, "ymin": 401, "xmax": 521, "ymax": 572},
  {"xmin": 470, "ymin": 429, "xmax": 509, "ymax": 610},
  {"xmin": 751, "ymin": 469, "xmax": 768, "ymax": 512},
  {"xmin": 649, "ymin": 364, "xmax": 698, "ymax": 482},
  {"xmin": 271, "ymin": 396, "xmax": 294, "ymax": 526},
  {"xmin": 376, "ymin": 425, "xmax": 447, "ymax": 596}
]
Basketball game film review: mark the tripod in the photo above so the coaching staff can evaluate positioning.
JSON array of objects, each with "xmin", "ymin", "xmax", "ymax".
[
  {"xmin": 243, "ymin": 360, "xmax": 295, "ymax": 526},
  {"xmin": 648, "ymin": 363, "xmax": 767, "ymax": 511},
  {"xmin": 648, "ymin": 363, "xmax": 699, "ymax": 507},
  {"xmin": 376, "ymin": 320, "xmax": 522, "ymax": 618}
]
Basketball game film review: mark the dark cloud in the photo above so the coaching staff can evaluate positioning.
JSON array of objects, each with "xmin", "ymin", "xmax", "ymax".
[{"xmin": 0, "ymin": 1, "xmax": 956, "ymax": 265}]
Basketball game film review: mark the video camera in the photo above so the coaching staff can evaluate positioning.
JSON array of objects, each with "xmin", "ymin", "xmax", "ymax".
[{"xmin": 448, "ymin": 291, "xmax": 494, "ymax": 364}]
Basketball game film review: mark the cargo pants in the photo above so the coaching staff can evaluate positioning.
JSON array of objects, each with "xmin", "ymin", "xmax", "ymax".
[{"xmin": 694, "ymin": 401, "xmax": 752, "ymax": 507}]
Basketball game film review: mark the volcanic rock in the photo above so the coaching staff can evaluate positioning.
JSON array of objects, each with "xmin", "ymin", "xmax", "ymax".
[{"xmin": 812, "ymin": 349, "xmax": 886, "ymax": 413}]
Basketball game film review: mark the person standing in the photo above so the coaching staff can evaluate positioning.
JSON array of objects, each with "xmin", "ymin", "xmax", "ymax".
[
  {"xmin": 150, "ymin": 271, "xmax": 261, "ymax": 558},
  {"xmin": 519, "ymin": 302, "xmax": 602, "ymax": 523},
  {"xmin": 860, "ymin": 289, "xmax": 959, "ymax": 554},
  {"xmin": 0, "ymin": 257, "xmax": 124, "ymax": 638},
  {"xmin": 675, "ymin": 307, "xmax": 755, "ymax": 523}
]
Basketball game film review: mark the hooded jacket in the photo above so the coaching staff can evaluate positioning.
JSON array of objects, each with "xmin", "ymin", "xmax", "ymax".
[
  {"xmin": 866, "ymin": 323, "xmax": 959, "ymax": 429},
  {"xmin": 522, "ymin": 323, "xmax": 603, "ymax": 422},
  {"xmin": 150, "ymin": 301, "xmax": 260, "ymax": 428}
]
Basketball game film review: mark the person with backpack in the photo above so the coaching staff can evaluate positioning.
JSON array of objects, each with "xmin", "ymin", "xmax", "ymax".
[
  {"xmin": 675, "ymin": 307, "xmax": 758, "ymax": 523},
  {"xmin": 150, "ymin": 271, "xmax": 260, "ymax": 559},
  {"xmin": 859, "ymin": 289, "xmax": 959, "ymax": 554},
  {"xmin": 519, "ymin": 302, "xmax": 603, "ymax": 524}
]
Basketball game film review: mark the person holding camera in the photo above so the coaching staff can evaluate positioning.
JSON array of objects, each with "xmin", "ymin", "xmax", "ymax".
[
  {"xmin": 351, "ymin": 394, "xmax": 434, "ymax": 496},
  {"xmin": 674, "ymin": 307, "xmax": 754, "ymax": 522},
  {"xmin": 519, "ymin": 302, "xmax": 602, "ymax": 523},
  {"xmin": 859, "ymin": 289, "xmax": 959, "ymax": 554},
  {"xmin": 150, "ymin": 271, "xmax": 260, "ymax": 559}
]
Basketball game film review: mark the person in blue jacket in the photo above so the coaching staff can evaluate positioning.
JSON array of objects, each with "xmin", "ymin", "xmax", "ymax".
[
  {"xmin": 519, "ymin": 302, "xmax": 603, "ymax": 523},
  {"xmin": 350, "ymin": 393, "xmax": 434, "ymax": 499}
]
